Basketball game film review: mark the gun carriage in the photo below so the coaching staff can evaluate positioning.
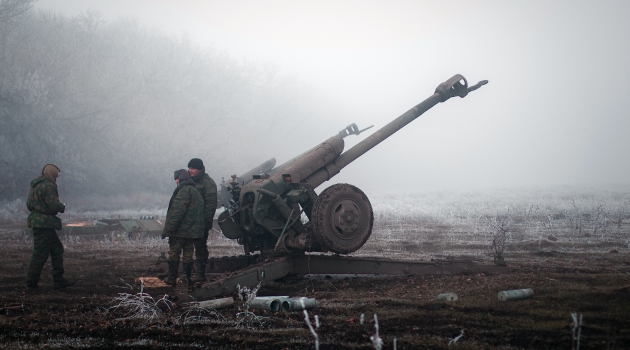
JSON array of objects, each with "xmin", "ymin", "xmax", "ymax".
[
  {"xmin": 174, "ymin": 75, "xmax": 499, "ymax": 300},
  {"xmin": 218, "ymin": 74, "xmax": 487, "ymax": 256}
]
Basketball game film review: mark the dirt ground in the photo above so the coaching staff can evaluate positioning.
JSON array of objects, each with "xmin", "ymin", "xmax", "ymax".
[{"xmin": 1, "ymin": 220, "xmax": 629, "ymax": 349}]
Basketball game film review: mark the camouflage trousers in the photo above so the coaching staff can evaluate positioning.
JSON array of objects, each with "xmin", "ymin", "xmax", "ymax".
[
  {"xmin": 192, "ymin": 228, "xmax": 210, "ymax": 262},
  {"xmin": 27, "ymin": 228, "xmax": 64, "ymax": 284},
  {"xmin": 168, "ymin": 237, "xmax": 202, "ymax": 263}
]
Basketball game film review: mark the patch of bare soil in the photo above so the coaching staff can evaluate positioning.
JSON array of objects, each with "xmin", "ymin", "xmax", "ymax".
[{"xmin": 0, "ymin": 226, "xmax": 629, "ymax": 349}]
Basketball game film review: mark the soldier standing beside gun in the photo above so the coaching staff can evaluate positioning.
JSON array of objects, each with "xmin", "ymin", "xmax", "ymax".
[
  {"xmin": 162, "ymin": 169, "xmax": 204, "ymax": 285},
  {"xmin": 187, "ymin": 158, "xmax": 217, "ymax": 283},
  {"xmin": 26, "ymin": 164, "xmax": 76, "ymax": 291}
]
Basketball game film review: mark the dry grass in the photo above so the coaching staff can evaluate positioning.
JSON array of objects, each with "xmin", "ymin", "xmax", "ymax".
[{"xmin": 1, "ymin": 187, "xmax": 629, "ymax": 349}]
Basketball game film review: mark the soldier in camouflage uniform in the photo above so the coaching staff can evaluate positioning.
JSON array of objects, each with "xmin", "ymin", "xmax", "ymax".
[
  {"xmin": 26, "ymin": 164, "xmax": 76, "ymax": 291},
  {"xmin": 156, "ymin": 170, "xmax": 182, "ymax": 281},
  {"xmin": 187, "ymin": 158, "xmax": 218, "ymax": 283},
  {"xmin": 161, "ymin": 169, "xmax": 204, "ymax": 286}
]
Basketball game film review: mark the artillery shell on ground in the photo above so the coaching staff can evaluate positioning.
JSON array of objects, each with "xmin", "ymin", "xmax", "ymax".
[
  {"xmin": 195, "ymin": 297, "xmax": 235, "ymax": 310},
  {"xmin": 249, "ymin": 296, "xmax": 289, "ymax": 312},
  {"xmin": 281, "ymin": 297, "xmax": 318, "ymax": 311},
  {"xmin": 437, "ymin": 292, "xmax": 459, "ymax": 301},
  {"xmin": 498, "ymin": 288, "xmax": 534, "ymax": 301}
]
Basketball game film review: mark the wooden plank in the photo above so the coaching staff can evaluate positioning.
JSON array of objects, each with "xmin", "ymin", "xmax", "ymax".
[{"xmin": 135, "ymin": 277, "xmax": 168, "ymax": 288}]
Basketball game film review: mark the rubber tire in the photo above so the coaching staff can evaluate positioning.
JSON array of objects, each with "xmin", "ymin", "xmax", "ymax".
[{"xmin": 311, "ymin": 183, "xmax": 373, "ymax": 254}]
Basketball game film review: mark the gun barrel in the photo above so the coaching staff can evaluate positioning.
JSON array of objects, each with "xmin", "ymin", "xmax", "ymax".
[
  {"xmin": 269, "ymin": 135, "xmax": 345, "ymax": 184},
  {"xmin": 268, "ymin": 122, "xmax": 369, "ymax": 178},
  {"xmin": 304, "ymin": 74, "xmax": 486, "ymax": 188}
]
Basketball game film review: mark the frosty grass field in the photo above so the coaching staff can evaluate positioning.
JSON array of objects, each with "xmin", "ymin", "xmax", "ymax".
[{"xmin": 0, "ymin": 186, "xmax": 629, "ymax": 349}]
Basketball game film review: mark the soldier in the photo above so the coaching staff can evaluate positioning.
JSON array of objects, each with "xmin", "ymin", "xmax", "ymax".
[
  {"xmin": 157, "ymin": 170, "xmax": 183, "ymax": 281},
  {"xmin": 26, "ymin": 164, "xmax": 76, "ymax": 291},
  {"xmin": 187, "ymin": 158, "xmax": 217, "ymax": 283},
  {"xmin": 161, "ymin": 169, "xmax": 204, "ymax": 286}
]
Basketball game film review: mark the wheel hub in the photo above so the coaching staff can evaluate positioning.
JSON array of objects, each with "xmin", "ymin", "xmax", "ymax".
[{"xmin": 331, "ymin": 199, "xmax": 361, "ymax": 238}]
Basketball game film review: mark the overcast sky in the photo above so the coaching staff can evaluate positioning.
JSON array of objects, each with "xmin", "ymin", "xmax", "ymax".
[{"xmin": 35, "ymin": 0, "xmax": 630, "ymax": 195}]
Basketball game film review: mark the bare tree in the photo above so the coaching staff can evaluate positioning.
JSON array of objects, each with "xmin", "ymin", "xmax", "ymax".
[
  {"xmin": 488, "ymin": 210, "xmax": 512, "ymax": 265},
  {"xmin": 0, "ymin": 0, "xmax": 35, "ymax": 23},
  {"xmin": 0, "ymin": 9, "xmax": 321, "ymax": 202}
]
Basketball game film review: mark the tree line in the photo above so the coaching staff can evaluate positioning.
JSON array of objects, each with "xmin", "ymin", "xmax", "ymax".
[{"xmin": 0, "ymin": 2, "xmax": 332, "ymax": 203}]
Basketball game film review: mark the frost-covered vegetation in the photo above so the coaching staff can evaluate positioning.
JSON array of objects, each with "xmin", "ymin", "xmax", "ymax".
[
  {"xmin": 360, "ymin": 186, "xmax": 630, "ymax": 261},
  {"xmin": 3, "ymin": 186, "xmax": 628, "ymax": 261},
  {"xmin": 107, "ymin": 284, "xmax": 173, "ymax": 321}
]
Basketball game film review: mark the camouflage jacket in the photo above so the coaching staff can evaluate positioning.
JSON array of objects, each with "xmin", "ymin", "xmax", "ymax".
[
  {"xmin": 193, "ymin": 172, "xmax": 218, "ymax": 230},
  {"xmin": 162, "ymin": 182, "xmax": 204, "ymax": 239},
  {"xmin": 26, "ymin": 176, "xmax": 65, "ymax": 230}
]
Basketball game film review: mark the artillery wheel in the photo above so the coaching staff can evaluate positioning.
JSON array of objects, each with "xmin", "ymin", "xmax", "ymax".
[{"xmin": 311, "ymin": 183, "xmax": 373, "ymax": 254}]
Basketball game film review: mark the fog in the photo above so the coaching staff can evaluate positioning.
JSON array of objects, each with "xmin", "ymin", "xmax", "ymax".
[{"xmin": 4, "ymin": 0, "xmax": 629, "ymax": 200}]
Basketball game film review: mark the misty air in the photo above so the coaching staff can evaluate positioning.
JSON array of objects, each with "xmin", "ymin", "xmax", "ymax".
[{"xmin": 0, "ymin": 1, "xmax": 629, "ymax": 349}]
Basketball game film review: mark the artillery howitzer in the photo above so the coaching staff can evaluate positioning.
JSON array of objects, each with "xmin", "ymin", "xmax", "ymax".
[
  {"xmin": 218, "ymin": 74, "xmax": 488, "ymax": 256},
  {"xmin": 166, "ymin": 75, "xmax": 502, "ymax": 300}
]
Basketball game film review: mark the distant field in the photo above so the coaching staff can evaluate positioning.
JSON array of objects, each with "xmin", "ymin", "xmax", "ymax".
[{"xmin": 2, "ymin": 186, "xmax": 630, "ymax": 264}]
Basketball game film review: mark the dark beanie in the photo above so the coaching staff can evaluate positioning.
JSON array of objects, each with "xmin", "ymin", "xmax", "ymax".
[
  {"xmin": 174, "ymin": 170, "xmax": 180, "ymax": 180},
  {"xmin": 178, "ymin": 169, "xmax": 191, "ymax": 181},
  {"xmin": 188, "ymin": 158, "xmax": 204, "ymax": 170}
]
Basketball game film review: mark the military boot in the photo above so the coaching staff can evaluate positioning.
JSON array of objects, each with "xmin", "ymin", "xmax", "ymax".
[
  {"xmin": 53, "ymin": 274, "xmax": 76, "ymax": 289},
  {"xmin": 156, "ymin": 253, "xmax": 169, "ymax": 279},
  {"xmin": 182, "ymin": 262, "xmax": 194, "ymax": 286},
  {"xmin": 156, "ymin": 269, "xmax": 169, "ymax": 280},
  {"xmin": 25, "ymin": 282, "xmax": 39, "ymax": 291},
  {"xmin": 164, "ymin": 261, "xmax": 179, "ymax": 286},
  {"xmin": 192, "ymin": 259, "xmax": 207, "ymax": 283}
]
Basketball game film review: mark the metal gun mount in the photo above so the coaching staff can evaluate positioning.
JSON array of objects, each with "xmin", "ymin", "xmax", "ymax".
[
  {"xmin": 167, "ymin": 75, "xmax": 499, "ymax": 301},
  {"xmin": 218, "ymin": 74, "xmax": 488, "ymax": 256}
]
